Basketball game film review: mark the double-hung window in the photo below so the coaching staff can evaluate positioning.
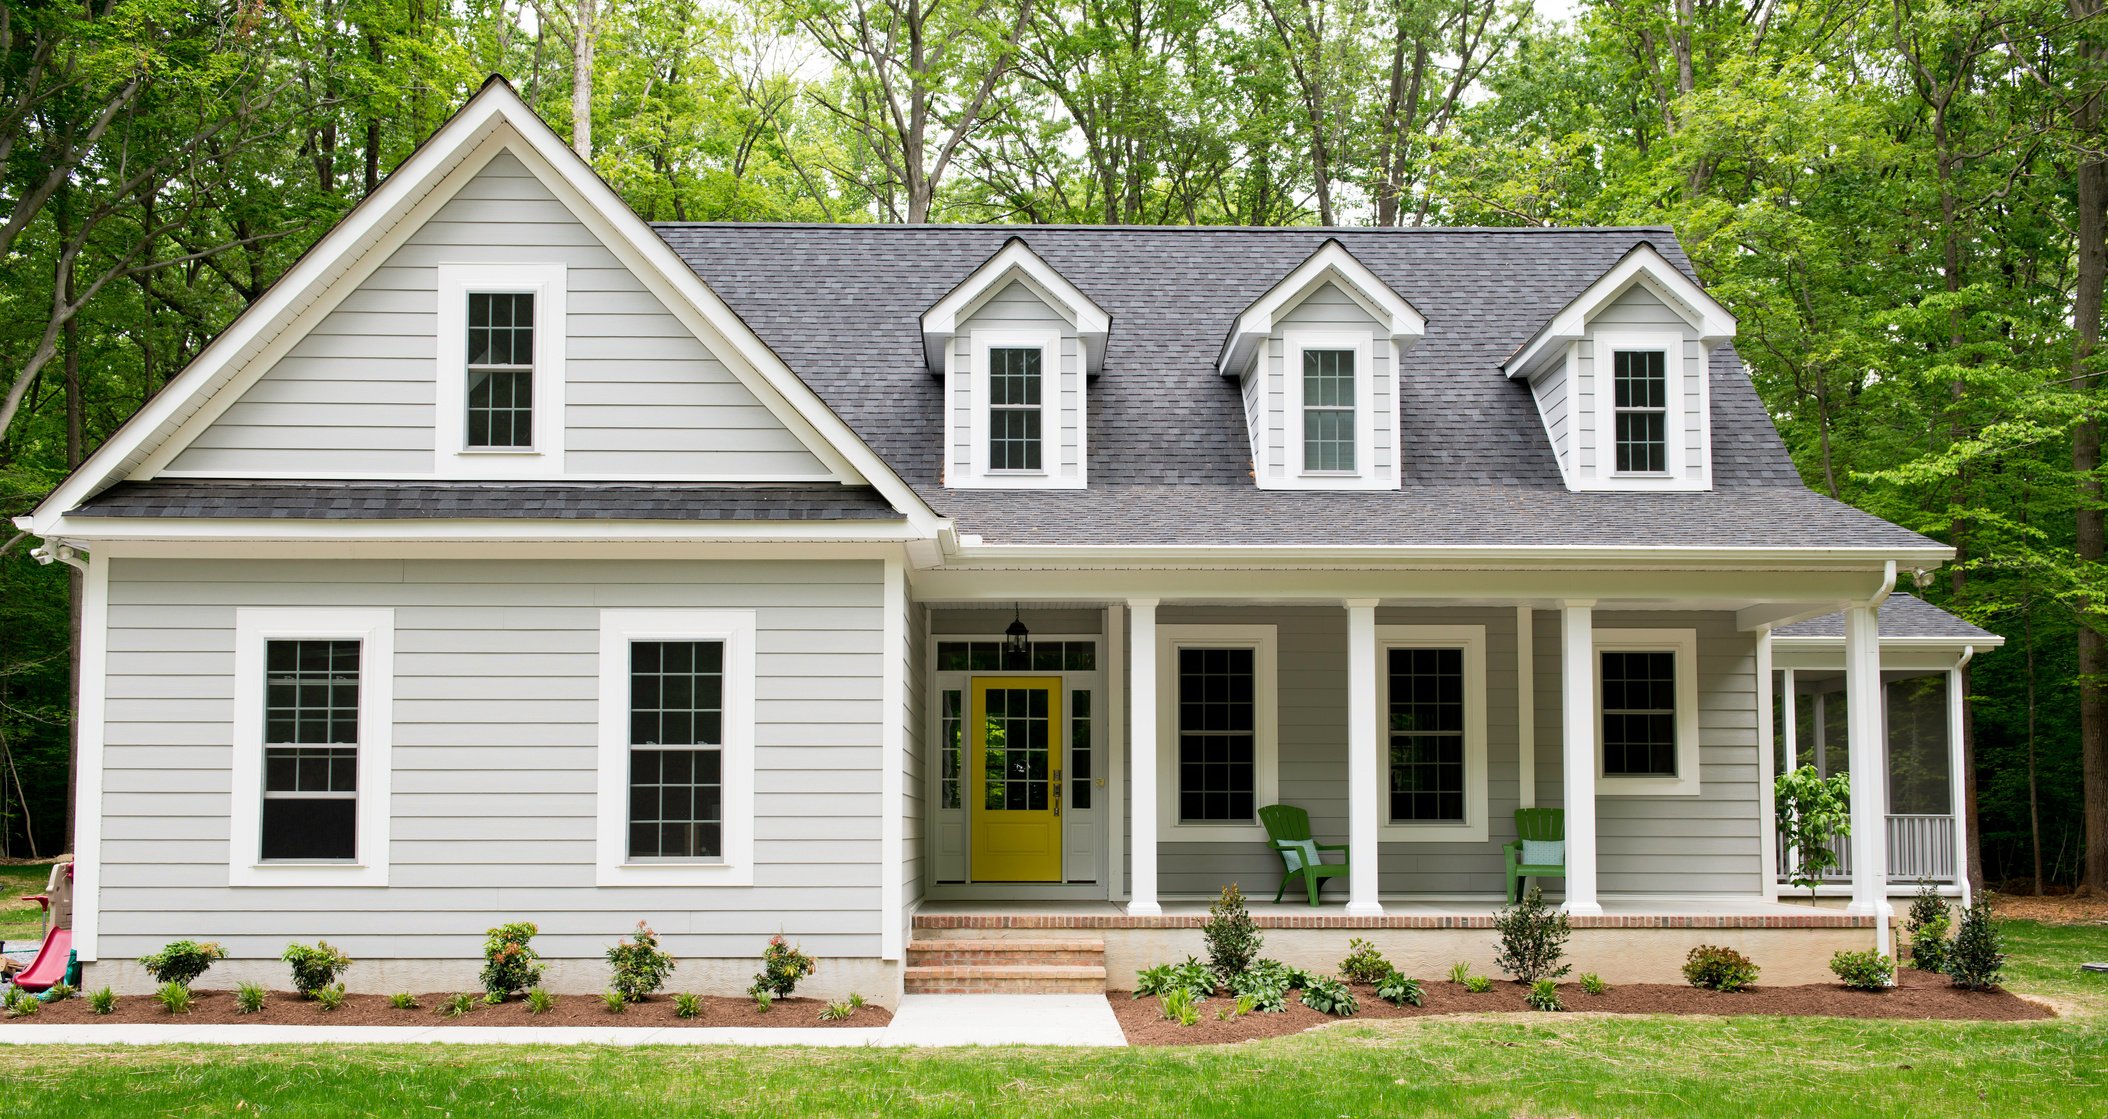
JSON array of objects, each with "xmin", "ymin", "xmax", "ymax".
[
  {"xmin": 597, "ymin": 609, "xmax": 755, "ymax": 885},
  {"xmin": 1376, "ymin": 625, "xmax": 1487, "ymax": 840},
  {"xmin": 987, "ymin": 346, "xmax": 1044, "ymax": 472},
  {"xmin": 230, "ymin": 608, "xmax": 393, "ymax": 886},
  {"xmin": 1156, "ymin": 625, "xmax": 1278, "ymax": 838},
  {"xmin": 1302, "ymin": 349, "xmax": 1357, "ymax": 472},
  {"xmin": 1611, "ymin": 349, "xmax": 1669, "ymax": 473},
  {"xmin": 466, "ymin": 292, "xmax": 536, "ymax": 449},
  {"xmin": 1594, "ymin": 629, "xmax": 1701, "ymax": 796}
]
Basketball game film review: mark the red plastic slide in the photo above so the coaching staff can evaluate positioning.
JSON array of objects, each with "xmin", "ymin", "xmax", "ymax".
[{"xmin": 11, "ymin": 928, "xmax": 72, "ymax": 992}]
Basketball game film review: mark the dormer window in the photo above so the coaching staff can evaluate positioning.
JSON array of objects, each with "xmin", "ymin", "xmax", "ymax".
[
  {"xmin": 987, "ymin": 344, "xmax": 1046, "ymax": 472},
  {"xmin": 1301, "ymin": 348, "xmax": 1356, "ymax": 472},
  {"xmin": 1611, "ymin": 348, "xmax": 1669, "ymax": 474}
]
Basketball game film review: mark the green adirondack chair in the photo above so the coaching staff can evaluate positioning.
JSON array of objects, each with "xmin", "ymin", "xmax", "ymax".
[
  {"xmin": 1259, "ymin": 804, "xmax": 1350, "ymax": 907},
  {"xmin": 1503, "ymin": 807, "xmax": 1566, "ymax": 903}
]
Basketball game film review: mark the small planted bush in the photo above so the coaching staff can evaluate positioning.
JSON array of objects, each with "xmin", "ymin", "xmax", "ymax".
[
  {"xmin": 1375, "ymin": 971, "xmax": 1425, "ymax": 1008},
  {"xmin": 1446, "ymin": 960, "xmax": 1473, "ymax": 985},
  {"xmin": 1494, "ymin": 885, "xmax": 1572, "ymax": 984},
  {"xmin": 1829, "ymin": 949, "xmax": 1893, "ymax": 991},
  {"xmin": 525, "ymin": 988, "xmax": 555, "ymax": 1015},
  {"xmin": 480, "ymin": 921, "xmax": 546, "ymax": 1003},
  {"xmin": 388, "ymin": 992, "xmax": 420, "ymax": 1010},
  {"xmin": 749, "ymin": 934, "xmax": 816, "ymax": 1000},
  {"xmin": 43, "ymin": 982, "xmax": 74, "ymax": 1002},
  {"xmin": 281, "ymin": 941, "xmax": 353, "ymax": 998},
  {"xmin": 1904, "ymin": 881, "xmax": 1951, "ymax": 974},
  {"xmin": 139, "ymin": 940, "xmax": 226, "ymax": 987},
  {"xmin": 4, "ymin": 994, "xmax": 37, "ymax": 1019},
  {"xmin": 1218, "ymin": 994, "xmax": 1257, "ymax": 1021},
  {"xmin": 819, "ymin": 999, "xmax": 858, "ymax": 1022},
  {"xmin": 155, "ymin": 981, "xmax": 193, "ymax": 1015},
  {"xmin": 1203, "ymin": 884, "xmax": 1262, "ymax": 978},
  {"xmin": 314, "ymin": 984, "xmax": 347, "ymax": 1011},
  {"xmin": 87, "ymin": 987, "xmax": 117, "ymax": 1016},
  {"xmin": 1946, "ymin": 897, "xmax": 2006, "ymax": 991},
  {"xmin": 1579, "ymin": 972, "xmax": 1608, "ymax": 996},
  {"xmin": 600, "ymin": 989, "xmax": 628, "ymax": 1014},
  {"xmin": 439, "ymin": 992, "xmax": 478, "ymax": 1018},
  {"xmin": 1338, "ymin": 938, "xmax": 1391, "ymax": 985},
  {"xmin": 753, "ymin": 989, "xmax": 774, "ymax": 1013},
  {"xmin": 1299, "ymin": 975, "xmax": 1357, "ymax": 1016},
  {"xmin": 1158, "ymin": 987, "xmax": 1203, "ymax": 1026},
  {"xmin": 235, "ymin": 982, "xmax": 267, "ymax": 1014},
  {"xmin": 1462, "ymin": 975, "xmax": 1493, "ymax": 994},
  {"xmin": 1683, "ymin": 945, "xmax": 1759, "ymax": 992},
  {"xmin": 673, "ymin": 992, "xmax": 703, "ymax": 1019},
  {"xmin": 1227, "ymin": 967, "xmax": 1289, "ymax": 1013},
  {"xmin": 1134, "ymin": 956, "xmax": 1218, "ymax": 999},
  {"xmin": 607, "ymin": 922, "xmax": 677, "ymax": 1002},
  {"xmin": 1526, "ymin": 978, "xmax": 1564, "ymax": 1012}
]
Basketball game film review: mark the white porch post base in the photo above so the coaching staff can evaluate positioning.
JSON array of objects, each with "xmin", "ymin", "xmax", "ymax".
[
  {"xmin": 1844, "ymin": 603, "xmax": 1887, "ymax": 921},
  {"xmin": 1345, "ymin": 599, "xmax": 1383, "ymax": 917},
  {"xmin": 1560, "ymin": 601, "xmax": 1602, "ymax": 916},
  {"xmin": 1127, "ymin": 599, "xmax": 1161, "ymax": 917}
]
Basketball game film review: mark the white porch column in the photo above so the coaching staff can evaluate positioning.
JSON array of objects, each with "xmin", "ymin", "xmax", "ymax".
[
  {"xmin": 1780, "ymin": 666, "xmax": 1799, "ymax": 891},
  {"xmin": 1947, "ymin": 650, "xmax": 1975, "ymax": 907},
  {"xmin": 1516, "ymin": 606, "xmax": 1536, "ymax": 810},
  {"xmin": 1345, "ymin": 600, "xmax": 1383, "ymax": 916},
  {"xmin": 1843, "ymin": 604, "xmax": 1888, "ymax": 921},
  {"xmin": 1127, "ymin": 599, "xmax": 1161, "ymax": 916},
  {"xmin": 1559, "ymin": 601, "xmax": 1602, "ymax": 916},
  {"xmin": 1756, "ymin": 629, "xmax": 1779, "ymax": 903}
]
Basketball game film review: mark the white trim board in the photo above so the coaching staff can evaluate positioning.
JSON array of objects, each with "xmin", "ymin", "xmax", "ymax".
[
  {"xmin": 922, "ymin": 238, "xmax": 1110, "ymax": 374},
  {"xmin": 1278, "ymin": 329, "xmax": 1393, "ymax": 490},
  {"xmin": 434, "ymin": 263, "xmax": 567, "ymax": 476}
]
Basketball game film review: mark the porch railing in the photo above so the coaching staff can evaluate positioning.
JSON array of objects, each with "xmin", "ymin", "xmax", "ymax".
[{"xmin": 1775, "ymin": 813, "xmax": 1956, "ymax": 885}]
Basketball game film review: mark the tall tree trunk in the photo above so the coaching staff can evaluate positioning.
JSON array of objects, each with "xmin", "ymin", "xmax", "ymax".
[
  {"xmin": 571, "ymin": 0, "xmax": 597, "ymax": 159},
  {"xmin": 364, "ymin": 26, "xmax": 383, "ymax": 195},
  {"xmin": 2027, "ymin": 604, "xmax": 2043, "ymax": 893},
  {"xmin": 2074, "ymin": 0, "xmax": 2108, "ymax": 894}
]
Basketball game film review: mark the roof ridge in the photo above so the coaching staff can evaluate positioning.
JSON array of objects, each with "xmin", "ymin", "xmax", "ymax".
[{"xmin": 650, "ymin": 221, "xmax": 1680, "ymax": 235}]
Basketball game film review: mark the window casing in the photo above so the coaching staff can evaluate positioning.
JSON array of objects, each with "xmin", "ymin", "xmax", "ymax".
[
  {"xmin": 597, "ymin": 609, "xmax": 755, "ymax": 885},
  {"xmin": 1282, "ymin": 329, "xmax": 1381, "ymax": 484},
  {"xmin": 1585, "ymin": 329, "xmax": 1691, "ymax": 487},
  {"xmin": 960, "ymin": 327, "xmax": 1073, "ymax": 487},
  {"xmin": 436, "ymin": 263, "xmax": 566, "ymax": 476},
  {"xmin": 1594, "ymin": 628, "xmax": 1702, "ymax": 796},
  {"xmin": 229, "ymin": 608, "xmax": 394, "ymax": 887},
  {"xmin": 1375, "ymin": 625, "xmax": 1488, "ymax": 841},
  {"xmin": 1155, "ymin": 625, "xmax": 1278, "ymax": 841}
]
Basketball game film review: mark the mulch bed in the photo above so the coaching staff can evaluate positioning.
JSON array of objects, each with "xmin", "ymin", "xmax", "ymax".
[
  {"xmin": 2, "ymin": 990, "xmax": 889, "ymax": 1029},
  {"xmin": 1111, "ymin": 968, "xmax": 2053, "ymax": 1046}
]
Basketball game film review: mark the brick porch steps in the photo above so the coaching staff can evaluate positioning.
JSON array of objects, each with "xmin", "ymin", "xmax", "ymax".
[{"xmin": 903, "ymin": 937, "xmax": 1108, "ymax": 993}]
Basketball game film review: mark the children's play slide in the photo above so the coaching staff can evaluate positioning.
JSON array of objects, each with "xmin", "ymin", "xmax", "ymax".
[{"xmin": 7, "ymin": 862, "xmax": 78, "ymax": 994}]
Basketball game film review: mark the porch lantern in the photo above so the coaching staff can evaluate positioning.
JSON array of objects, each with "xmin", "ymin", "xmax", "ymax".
[{"xmin": 1004, "ymin": 605, "xmax": 1031, "ymax": 657}]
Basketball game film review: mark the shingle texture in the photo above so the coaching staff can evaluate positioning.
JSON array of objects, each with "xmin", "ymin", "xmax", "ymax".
[
  {"xmin": 653, "ymin": 223, "xmax": 1939, "ymax": 549},
  {"xmin": 71, "ymin": 480, "xmax": 904, "ymax": 522},
  {"xmin": 1774, "ymin": 594, "xmax": 2000, "ymax": 642}
]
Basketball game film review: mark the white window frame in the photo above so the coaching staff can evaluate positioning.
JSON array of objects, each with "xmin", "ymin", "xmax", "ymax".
[
  {"xmin": 962, "ymin": 327, "xmax": 1065, "ymax": 487},
  {"xmin": 596, "ymin": 608, "xmax": 756, "ymax": 886},
  {"xmin": 436, "ymin": 262, "xmax": 567, "ymax": 476},
  {"xmin": 1156, "ymin": 624, "xmax": 1278, "ymax": 842},
  {"xmin": 1374, "ymin": 625, "xmax": 1488, "ymax": 842},
  {"xmin": 229, "ymin": 607, "xmax": 394, "ymax": 887},
  {"xmin": 1283, "ymin": 329, "xmax": 1377, "ymax": 481},
  {"xmin": 1589, "ymin": 329, "xmax": 1688, "ymax": 486},
  {"xmin": 1594, "ymin": 628, "xmax": 1702, "ymax": 797}
]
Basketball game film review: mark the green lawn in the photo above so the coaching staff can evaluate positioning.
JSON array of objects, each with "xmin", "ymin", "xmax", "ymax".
[
  {"xmin": 1, "ymin": 921, "xmax": 2102, "ymax": 1118},
  {"xmin": 0, "ymin": 865, "xmax": 52, "ymax": 943}
]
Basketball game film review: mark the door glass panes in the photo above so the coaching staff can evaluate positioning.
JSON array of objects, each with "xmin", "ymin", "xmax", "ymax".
[
  {"xmin": 1177, "ymin": 647, "xmax": 1256, "ymax": 822},
  {"xmin": 1387, "ymin": 647, "xmax": 1465, "ymax": 822},
  {"xmin": 982, "ymin": 688, "xmax": 1051, "ymax": 811},
  {"xmin": 936, "ymin": 640, "xmax": 1094, "ymax": 672},
  {"xmin": 940, "ymin": 689, "xmax": 963, "ymax": 810},
  {"xmin": 1070, "ymin": 689, "xmax": 1091, "ymax": 810},
  {"xmin": 261, "ymin": 639, "xmax": 361, "ymax": 861}
]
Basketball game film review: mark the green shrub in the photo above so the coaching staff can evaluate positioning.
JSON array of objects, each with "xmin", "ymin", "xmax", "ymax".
[
  {"xmin": 753, "ymin": 989, "xmax": 773, "ymax": 1013},
  {"xmin": 1338, "ymin": 937, "xmax": 1391, "ymax": 985},
  {"xmin": 673, "ymin": 992, "xmax": 703, "ymax": 1019},
  {"xmin": 281, "ymin": 941, "xmax": 353, "ymax": 998},
  {"xmin": 525, "ymin": 988, "xmax": 554, "ymax": 1015},
  {"xmin": 1775, "ymin": 764, "xmax": 1853, "ymax": 899},
  {"xmin": 1299, "ymin": 975, "xmax": 1357, "ymax": 1016},
  {"xmin": 1217, "ymin": 994, "xmax": 1257, "ymax": 1020},
  {"xmin": 314, "ymin": 983, "xmax": 347, "ymax": 1011},
  {"xmin": 1446, "ymin": 960, "xmax": 1473, "ymax": 984},
  {"xmin": 388, "ymin": 992, "xmax": 419, "ymax": 1010},
  {"xmin": 1134, "ymin": 956, "xmax": 1218, "ymax": 999},
  {"xmin": 1579, "ymin": 972, "xmax": 1608, "ymax": 996},
  {"xmin": 1903, "ymin": 881, "xmax": 1951, "ymax": 973},
  {"xmin": 43, "ymin": 982, "xmax": 74, "ymax": 1002},
  {"xmin": 1494, "ymin": 885, "xmax": 1572, "ymax": 984},
  {"xmin": 1829, "ymin": 949, "xmax": 1893, "ymax": 991},
  {"xmin": 606, "ymin": 922, "xmax": 677, "ymax": 1002},
  {"xmin": 1463, "ymin": 975, "xmax": 1493, "ymax": 994},
  {"xmin": 1158, "ymin": 986, "xmax": 1203, "ymax": 1026},
  {"xmin": 439, "ymin": 992, "xmax": 478, "ymax": 1018},
  {"xmin": 1202, "ymin": 884, "xmax": 1262, "ymax": 978},
  {"xmin": 748, "ymin": 934, "xmax": 816, "ymax": 999},
  {"xmin": 4, "ymin": 995, "xmax": 36, "ymax": 1019},
  {"xmin": 234, "ymin": 982, "xmax": 267, "ymax": 1014},
  {"xmin": 480, "ymin": 921, "xmax": 545, "ymax": 1002},
  {"xmin": 848, "ymin": 993, "xmax": 866, "ymax": 1009},
  {"xmin": 139, "ymin": 940, "xmax": 226, "ymax": 987},
  {"xmin": 1375, "ymin": 971, "xmax": 1424, "ymax": 1007},
  {"xmin": 820, "ymin": 998, "xmax": 857, "ymax": 1022},
  {"xmin": 1946, "ymin": 897, "xmax": 2006, "ymax": 991},
  {"xmin": 155, "ymin": 981, "xmax": 193, "ymax": 1015},
  {"xmin": 600, "ymin": 989, "xmax": 628, "ymax": 1014},
  {"xmin": 87, "ymin": 987, "xmax": 117, "ymax": 1015},
  {"xmin": 1227, "ymin": 967, "xmax": 1289, "ymax": 1013},
  {"xmin": 1526, "ymin": 978, "xmax": 1564, "ymax": 1011},
  {"xmin": 1683, "ymin": 945, "xmax": 1759, "ymax": 992}
]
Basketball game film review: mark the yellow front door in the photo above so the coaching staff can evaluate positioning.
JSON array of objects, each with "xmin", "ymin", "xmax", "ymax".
[{"xmin": 970, "ymin": 677, "xmax": 1063, "ymax": 882}]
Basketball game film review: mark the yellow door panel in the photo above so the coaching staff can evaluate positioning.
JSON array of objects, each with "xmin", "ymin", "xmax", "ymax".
[{"xmin": 970, "ymin": 677, "xmax": 1063, "ymax": 882}]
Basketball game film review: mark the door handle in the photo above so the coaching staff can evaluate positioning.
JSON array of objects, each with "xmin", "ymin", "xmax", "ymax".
[{"xmin": 1053, "ymin": 770, "xmax": 1062, "ymax": 817}]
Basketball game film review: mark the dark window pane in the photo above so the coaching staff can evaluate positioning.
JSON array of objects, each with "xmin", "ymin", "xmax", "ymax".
[
  {"xmin": 1601, "ymin": 651, "xmax": 1679, "ymax": 776},
  {"xmin": 627, "ymin": 747, "xmax": 723, "ymax": 859},
  {"xmin": 261, "ymin": 797, "xmax": 355, "ymax": 861},
  {"xmin": 1175, "ymin": 646, "xmax": 1258, "ymax": 822},
  {"xmin": 264, "ymin": 640, "xmax": 360, "ymax": 746},
  {"xmin": 626, "ymin": 639, "xmax": 727, "ymax": 860},
  {"xmin": 988, "ymin": 346, "xmax": 1044, "ymax": 471},
  {"xmin": 1612, "ymin": 349, "xmax": 1669, "ymax": 473},
  {"xmin": 1302, "ymin": 349, "xmax": 1356, "ymax": 471}
]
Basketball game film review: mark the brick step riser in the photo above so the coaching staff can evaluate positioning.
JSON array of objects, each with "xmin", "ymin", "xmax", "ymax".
[
  {"xmin": 907, "ymin": 951, "xmax": 1104, "ymax": 967},
  {"xmin": 904, "ymin": 979, "xmax": 1108, "ymax": 994}
]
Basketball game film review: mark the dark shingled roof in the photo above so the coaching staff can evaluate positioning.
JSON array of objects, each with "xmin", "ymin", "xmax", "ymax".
[
  {"xmin": 1774, "ymin": 594, "xmax": 2001, "ymax": 642},
  {"xmin": 652, "ymin": 223, "xmax": 1939, "ymax": 550},
  {"xmin": 71, "ymin": 480, "xmax": 904, "ymax": 522}
]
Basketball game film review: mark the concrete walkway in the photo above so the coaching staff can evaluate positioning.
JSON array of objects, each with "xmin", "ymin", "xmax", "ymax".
[{"xmin": 0, "ymin": 994, "xmax": 1128, "ymax": 1048}]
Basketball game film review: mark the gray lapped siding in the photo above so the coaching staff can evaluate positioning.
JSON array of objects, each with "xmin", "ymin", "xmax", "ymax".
[{"xmin": 98, "ymin": 557, "xmax": 887, "ymax": 961}]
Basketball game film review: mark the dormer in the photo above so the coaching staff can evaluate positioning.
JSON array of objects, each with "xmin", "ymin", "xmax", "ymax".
[
  {"xmin": 924, "ymin": 239, "xmax": 1109, "ymax": 489},
  {"xmin": 1504, "ymin": 243, "xmax": 1736, "ymax": 492},
  {"xmin": 1217, "ymin": 241, "xmax": 1424, "ymax": 490}
]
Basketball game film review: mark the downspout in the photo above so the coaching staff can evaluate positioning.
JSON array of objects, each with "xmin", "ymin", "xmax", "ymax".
[
  {"xmin": 1950, "ymin": 644, "xmax": 1976, "ymax": 909},
  {"xmin": 1863, "ymin": 561, "xmax": 1897, "ymax": 969}
]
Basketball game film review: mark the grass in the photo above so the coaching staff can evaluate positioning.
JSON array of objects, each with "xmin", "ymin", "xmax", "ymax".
[
  {"xmin": 0, "ymin": 865, "xmax": 53, "ymax": 943},
  {"xmin": 0, "ymin": 921, "xmax": 2100, "ymax": 1118}
]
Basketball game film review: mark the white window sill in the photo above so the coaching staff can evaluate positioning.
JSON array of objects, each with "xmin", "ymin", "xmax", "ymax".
[
  {"xmin": 229, "ymin": 862, "xmax": 389, "ymax": 888},
  {"xmin": 1159, "ymin": 820, "xmax": 1268, "ymax": 843},
  {"xmin": 1597, "ymin": 774, "xmax": 1702, "ymax": 797},
  {"xmin": 1380, "ymin": 819, "xmax": 1490, "ymax": 843},
  {"xmin": 596, "ymin": 861, "xmax": 752, "ymax": 887},
  {"xmin": 457, "ymin": 447, "xmax": 542, "ymax": 456}
]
